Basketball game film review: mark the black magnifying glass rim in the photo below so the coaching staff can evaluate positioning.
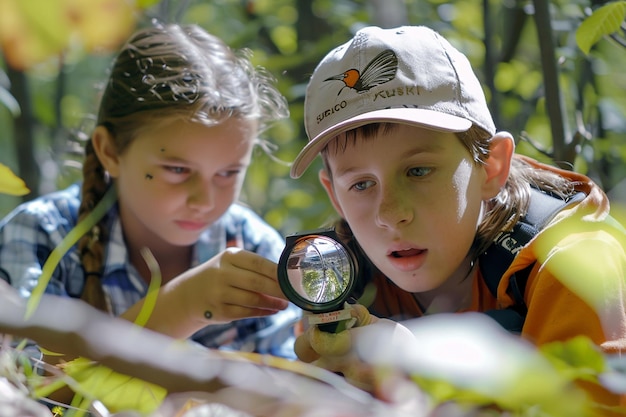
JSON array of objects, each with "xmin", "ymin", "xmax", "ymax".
[{"xmin": 277, "ymin": 227, "xmax": 357, "ymax": 313}]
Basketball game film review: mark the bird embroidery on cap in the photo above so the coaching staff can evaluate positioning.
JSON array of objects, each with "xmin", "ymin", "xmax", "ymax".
[{"xmin": 325, "ymin": 50, "xmax": 398, "ymax": 95}]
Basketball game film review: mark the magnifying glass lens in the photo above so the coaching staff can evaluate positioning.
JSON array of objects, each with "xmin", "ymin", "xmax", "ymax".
[{"xmin": 280, "ymin": 232, "xmax": 355, "ymax": 312}]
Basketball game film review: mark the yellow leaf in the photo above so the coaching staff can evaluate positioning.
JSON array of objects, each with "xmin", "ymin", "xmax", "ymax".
[
  {"xmin": 0, "ymin": 0, "xmax": 139, "ymax": 70},
  {"xmin": 61, "ymin": 358, "xmax": 167, "ymax": 414},
  {"xmin": 39, "ymin": 347, "xmax": 65, "ymax": 357},
  {"xmin": 0, "ymin": 0, "xmax": 70, "ymax": 70},
  {"xmin": 0, "ymin": 163, "xmax": 30, "ymax": 196},
  {"xmin": 64, "ymin": 0, "xmax": 137, "ymax": 53}
]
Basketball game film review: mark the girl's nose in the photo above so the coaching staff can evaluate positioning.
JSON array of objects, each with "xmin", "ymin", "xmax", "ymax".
[
  {"xmin": 375, "ymin": 184, "xmax": 414, "ymax": 228},
  {"xmin": 187, "ymin": 176, "xmax": 215, "ymax": 211}
]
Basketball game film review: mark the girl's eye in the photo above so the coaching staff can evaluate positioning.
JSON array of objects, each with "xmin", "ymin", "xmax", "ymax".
[
  {"xmin": 214, "ymin": 169, "xmax": 244, "ymax": 186},
  {"xmin": 216, "ymin": 170, "xmax": 241, "ymax": 178},
  {"xmin": 351, "ymin": 179, "xmax": 375, "ymax": 192},
  {"xmin": 408, "ymin": 167, "xmax": 431, "ymax": 177},
  {"xmin": 164, "ymin": 166, "xmax": 190, "ymax": 175}
]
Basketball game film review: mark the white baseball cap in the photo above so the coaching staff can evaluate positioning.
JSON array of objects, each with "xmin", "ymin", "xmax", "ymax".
[{"xmin": 290, "ymin": 25, "xmax": 496, "ymax": 178}]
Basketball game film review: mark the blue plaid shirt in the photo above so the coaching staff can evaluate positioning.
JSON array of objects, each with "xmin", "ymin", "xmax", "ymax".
[{"xmin": 0, "ymin": 183, "xmax": 299, "ymax": 358}]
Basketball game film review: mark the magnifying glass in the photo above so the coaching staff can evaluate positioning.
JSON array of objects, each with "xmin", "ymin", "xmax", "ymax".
[{"xmin": 277, "ymin": 228, "xmax": 359, "ymax": 331}]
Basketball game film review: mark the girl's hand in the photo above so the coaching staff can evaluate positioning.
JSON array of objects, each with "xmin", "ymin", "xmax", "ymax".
[
  {"xmin": 125, "ymin": 248, "xmax": 289, "ymax": 338},
  {"xmin": 172, "ymin": 247, "xmax": 289, "ymax": 324}
]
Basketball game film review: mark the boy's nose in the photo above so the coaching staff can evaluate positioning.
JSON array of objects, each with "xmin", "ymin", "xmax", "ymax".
[{"xmin": 375, "ymin": 185, "xmax": 414, "ymax": 228}]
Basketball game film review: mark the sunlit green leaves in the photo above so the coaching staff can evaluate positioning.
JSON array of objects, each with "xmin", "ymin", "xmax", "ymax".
[
  {"xmin": 270, "ymin": 26, "xmax": 298, "ymax": 55},
  {"xmin": 395, "ymin": 314, "xmax": 592, "ymax": 416},
  {"xmin": 534, "ymin": 221, "xmax": 626, "ymax": 320},
  {"xmin": 541, "ymin": 336, "xmax": 607, "ymax": 381},
  {"xmin": 495, "ymin": 62, "xmax": 543, "ymax": 100},
  {"xmin": 576, "ymin": 1, "xmax": 626, "ymax": 54}
]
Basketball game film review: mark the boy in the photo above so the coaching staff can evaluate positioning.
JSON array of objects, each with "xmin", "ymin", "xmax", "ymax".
[{"xmin": 290, "ymin": 25, "xmax": 626, "ymax": 411}]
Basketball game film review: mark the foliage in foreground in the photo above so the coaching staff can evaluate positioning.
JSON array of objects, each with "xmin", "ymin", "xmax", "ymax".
[{"xmin": 1, "ymin": 305, "xmax": 626, "ymax": 417}]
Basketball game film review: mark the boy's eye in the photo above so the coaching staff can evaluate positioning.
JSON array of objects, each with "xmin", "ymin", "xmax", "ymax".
[
  {"xmin": 351, "ymin": 180, "xmax": 375, "ymax": 191},
  {"xmin": 408, "ymin": 167, "xmax": 431, "ymax": 177}
]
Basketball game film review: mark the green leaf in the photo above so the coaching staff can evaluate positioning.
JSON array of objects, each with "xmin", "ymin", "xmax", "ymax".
[
  {"xmin": 137, "ymin": 0, "xmax": 161, "ymax": 8},
  {"xmin": 540, "ymin": 336, "xmax": 607, "ymax": 381},
  {"xmin": 401, "ymin": 314, "xmax": 591, "ymax": 415},
  {"xmin": 25, "ymin": 187, "xmax": 117, "ymax": 319},
  {"xmin": 0, "ymin": 85, "xmax": 21, "ymax": 117},
  {"xmin": 134, "ymin": 248, "xmax": 161, "ymax": 328},
  {"xmin": 411, "ymin": 374, "xmax": 493, "ymax": 407},
  {"xmin": 576, "ymin": 1, "xmax": 626, "ymax": 54}
]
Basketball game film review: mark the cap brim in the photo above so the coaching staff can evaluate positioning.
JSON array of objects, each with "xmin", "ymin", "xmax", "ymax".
[{"xmin": 290, "ymin": 108, "xmax": 472, "ymax": 178}]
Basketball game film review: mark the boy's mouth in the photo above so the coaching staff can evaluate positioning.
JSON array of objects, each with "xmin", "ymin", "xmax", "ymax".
[
  {"xmin": 387, "ymin": 247, "xmax": 427, "ymax": 272},
  {"xmin": 390, "ymin": 248, "xmax": 423, "ymax": 258}
]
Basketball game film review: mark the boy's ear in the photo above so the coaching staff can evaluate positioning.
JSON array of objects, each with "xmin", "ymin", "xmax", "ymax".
[
  {"xmin": 482, "ymin": 131, "xmax": 514, "ymax": 200},
  {"xmin": 91, "ymin": 126, "xmax": 120, "ymax": 178},
  {"xmin": 319, "ymin": 169, "xmax": 345, "ymax": 218}
]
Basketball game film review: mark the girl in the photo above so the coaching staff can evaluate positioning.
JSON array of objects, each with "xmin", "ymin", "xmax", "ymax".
[{"xmin": 0, "ymin": 23, "xmax": 298, "ymax": 358}]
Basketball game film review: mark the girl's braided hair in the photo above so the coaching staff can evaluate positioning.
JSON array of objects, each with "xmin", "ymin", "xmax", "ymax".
[{"xmin": 77, "ymin": 23, "xmax": 288, "ymax": 311}]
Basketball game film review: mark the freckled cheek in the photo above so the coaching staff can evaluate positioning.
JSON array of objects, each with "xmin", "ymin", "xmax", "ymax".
[
  {"xmin": 336, "ymin": 195, "xmax": 365, "ymax": 218},
  {"xmin": 342, "ymin": 202, "xmax": 375, "ymax": 238}
]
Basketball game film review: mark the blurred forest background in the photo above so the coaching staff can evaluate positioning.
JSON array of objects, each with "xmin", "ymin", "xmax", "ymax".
[{"xmin": 1, "ymin": 0, "xmax": 626, "ymax": 236}]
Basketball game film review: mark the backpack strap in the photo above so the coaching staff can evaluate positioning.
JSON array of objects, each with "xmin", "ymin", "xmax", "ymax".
[{"xmin": 480, "ymin": 188, "xmax": 585, "ymax": 332}]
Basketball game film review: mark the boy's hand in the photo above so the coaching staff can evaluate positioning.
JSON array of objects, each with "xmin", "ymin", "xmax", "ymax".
[
  {"xmin": 295, "ymin": 304, "xmax": 421, "ymax": 401},
  {"xmin": 294, "ymin": 304, "xmax": 380, "ymax": 391}
]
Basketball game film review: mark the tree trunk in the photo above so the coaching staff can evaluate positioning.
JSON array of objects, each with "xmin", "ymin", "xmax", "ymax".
[{"xmin": 7, "ymin": 67, "xmax": 39, "ymax": 200}]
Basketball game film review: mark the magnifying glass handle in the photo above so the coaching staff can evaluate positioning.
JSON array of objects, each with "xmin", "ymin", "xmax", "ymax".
[{"xmin": 318, "ymin": 321, "xmax": 340, "ymax": 333}]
